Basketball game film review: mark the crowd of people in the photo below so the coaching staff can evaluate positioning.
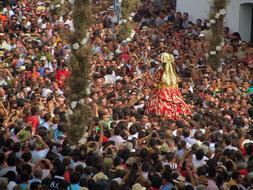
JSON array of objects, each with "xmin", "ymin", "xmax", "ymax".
[{"xmin": 0, "ymin": 0, "xmax": 252, "ymax": 190}]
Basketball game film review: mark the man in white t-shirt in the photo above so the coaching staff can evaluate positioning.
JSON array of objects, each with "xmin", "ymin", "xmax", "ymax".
[
  {"xmin": 29, "ymin": 135, "xmax": 50, "ymax": 164},
  {"xmin": 192, "ymin": 149, "xmax": 208, "ymax": 169}
]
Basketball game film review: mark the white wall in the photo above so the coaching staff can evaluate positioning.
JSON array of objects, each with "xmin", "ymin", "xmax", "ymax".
[
  {"xmin": 176, "ymin": 0, "xmax": 253, "ymax": 41},
  {"xmin": 176, "ymin": 0, "xmax": 210, "ymax": 23},
  {"xmin": 224, "ymin": 0, "xmax": 240, "ymax": 35}
]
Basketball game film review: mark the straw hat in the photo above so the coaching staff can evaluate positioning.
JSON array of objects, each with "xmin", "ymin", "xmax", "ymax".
[
  {"xmin": 132, "ymin": 183, "xmax": 146, "ymax": 190},
  {"xmin": 159, "ymin": 143, "xmax": 173, "ymax": 153},
  {"xmin": 93, "ymin": 172, "xmax": 108, "ymax": 182}
]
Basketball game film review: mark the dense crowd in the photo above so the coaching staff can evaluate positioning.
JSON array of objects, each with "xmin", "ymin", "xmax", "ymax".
[{"xmin": 0, "ymin": 0, "xmax": 252, "ymax": 190}]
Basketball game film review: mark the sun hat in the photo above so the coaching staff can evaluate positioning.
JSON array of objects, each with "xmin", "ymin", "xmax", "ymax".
[
  {"xmin": 40, "ymin": 56, "xmax": 47, "ymax": 61},
  {"xmin": 159, "ymin": 143, "xmax": 173, "ymax": 153},
  {"xmin": 196, "ymin": 184, "xmax": 207, "ymax": 190},
  {"xmin": 125, "ymin": 142, "xmax": 133, "ymax": 151},
  {"xmin": 198, "ymin": 144, "xmax": 210, "ymax": 155},
  {"xmin": 79, "ymin": 187, "xmax": 89, "ymax": 190},
  {"xmin": 198, "ymin": 33, "xmax": 205, "ymax": 38},
  {"xmin": 103, "ymin": 157, "xmax": 113, "ymax": 168},
  {"xmin": 93, "ymin": 172, "xmax": 108, "ymax": 182},
  {"xmin": 173, "ymin": 175, "xmax": 185, "ymax": 183},
  {"xmin": 126, "ymin": 157, "xmax": 136, "ymax": 166},
  {"xmin": 132, "ymin": 183, "xmax": 146, "ymax": 190},
  {"xmin": 16, "ymin": 118, "xmax": 25, "ymax": 128}
]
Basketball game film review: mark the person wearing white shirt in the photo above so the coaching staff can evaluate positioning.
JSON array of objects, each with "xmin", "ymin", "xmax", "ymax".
[
  {"xmin": 7, "ymin": 181, "xmax": 16, "ymax": 190},
  {"xmin": 183, "ymin": 128, "xmax": 197, "ymax": 146},
  {"xmin": 128, "ymin": 124, "xmax": 139, "ymax": 141},
  {"xmin": 44, "ymin": 61, "xmax": 54, "ymax": 72},
  {"xmin": 184, "ymin": 136, "xmax": 197, "ymax": 146},
  {"xmin": 29, "ymin": 136, "xmax": 50, "ymax": 164},
  {"xmin": 64, "ymin": 17, "xmax": 74, "ymax": 32},
  {"xmin": 192, "ymin": 149, "xmax": 208, "ymax": 169},
  {"xmin": 108, "ymin": 126, "xmax": 126, "ymax": 147},
  {"xmin": 225, "ymin": 137, "xmax": 238, "ymax": 151},
  {"xmin": 108, "ymin": 135, "xmax": 125, "ymax": 147},
  {"xmin": 42, "ymin": 87, "xmax": 52, "ymax": 98},
  {"xmin": 224, "ymin": 145, "xmax": 238, "ymax": 151},
  {"xmin": 0, "ymin": 77, "xmax": 7, "ymax": 86},
  {"xmin": 104, "ymin": 67, "xmax": 116, "ymax": 84}
]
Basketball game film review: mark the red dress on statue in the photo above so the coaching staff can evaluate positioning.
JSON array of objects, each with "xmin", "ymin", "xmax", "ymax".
[{"xmin": 146, "ymin": 69, "xmax": 192, "ymax": 120}]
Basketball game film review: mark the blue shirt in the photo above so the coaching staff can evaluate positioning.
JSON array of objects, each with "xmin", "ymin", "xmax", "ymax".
[
  {"xmin": 67, "ymin": 184, "xmax": 80, "ymax": 190},
  {"xmin": 162, "ymin": 183, "xmax": 173, "ymax": 190},
  {"xmin": 38, "ymin": 67, "xmax": 45, "ymax": 77},
  {"xmin": 20, "ymin": 183, "xmax": 29, "ymax": 190}
]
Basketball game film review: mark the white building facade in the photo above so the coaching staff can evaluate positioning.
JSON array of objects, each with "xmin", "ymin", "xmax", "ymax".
[{"xmin": 176, "ymin": 0, "xmax": 253, "ymax": 43}]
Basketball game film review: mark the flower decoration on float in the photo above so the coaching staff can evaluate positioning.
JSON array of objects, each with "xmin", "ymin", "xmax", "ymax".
[
  {"xmin": 210, "ymin": 19, "xmax": 216, "ymax": 24},
  {"xmin": 206, "ymin": 8, "xmax": 226, "ymax": 28},
  {"xmin": 219, "ymin": 9, "xmax": 226, "ymax": 15},
  {"xmin": 210, "ymin": 51, "xmax": 217, "ymax": 55},
  {"xmin": 216, "ymin": 46, "xmax": 222, "ymax": 51},
  {"xmin": 205, "ymin": 5, "xmax": 227, "ymax": 60},
  {"xmin": 220, "ymin": 41, "xmax": 225, "ymax": 47},
  {"xmin": 215, "ymin": 13, "xmax": 220, "ymax": 19}
]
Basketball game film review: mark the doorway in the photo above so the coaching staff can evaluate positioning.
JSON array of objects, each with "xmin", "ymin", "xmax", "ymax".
[
  {"xmin": 239, "ymin": 3, "xmax": 253, "ymax": 44},
  {"xmin": 251, "ymin": 5, "xmax": 253, "ymax": 45}
]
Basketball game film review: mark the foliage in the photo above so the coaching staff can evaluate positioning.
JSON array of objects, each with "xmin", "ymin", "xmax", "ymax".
[
  {"xmin": 65, "ymin": 102, "xmax": 91, "ymax": 145},
  {"xmin": 92, "ymin": 0, "xmax": 114, "ymax": 14},
  {"xmin": 65, "ymin": 46, "xmax": 92, "ymax": 101},
  {"xmin": 62, "ymin": 0, "xmax": 113, "ymax": 145},
  {"xmin": 63, "ymin": 0, "xmax": 93, "ymax": 145},
  {"xmin": 208, "ymin": 0, "xmax": 228, "ymax": 71},
  {"xmin": 118, "ymin": 22, "xmax": 132, "ymax": 41},
  {"xmin": 121, "ymin": 0, "xmax": 138, "ymax": 20},
  {"xmin": 71, "ymin": 0, "xmax": 94, "ymax": 42},
  {"xmin": 118, "ymin": 0, "xmax": 139, "ymax": 41},
  {"xmin": 51, "ymin": 0, "xmax": 66, "ymax": 16}
]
